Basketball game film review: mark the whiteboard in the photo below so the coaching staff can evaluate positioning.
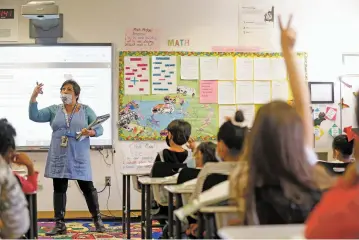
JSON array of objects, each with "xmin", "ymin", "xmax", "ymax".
[{"xmin": 0, "ymin": 44, "xmax": 113, "ymax": 147}]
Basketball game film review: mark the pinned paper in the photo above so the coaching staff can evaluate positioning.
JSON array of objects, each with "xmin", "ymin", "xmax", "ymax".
[
  {"xmin": 314, "ymin": 126, "xmax": 324, "ymax": 140},
  {"xmin": 151, "ymin": 56, "xmax": 177, "ymax": 94},
  {"xmin": 124, "ymin": 56, "xmax": 150, "ymax": 95},
  {"xmin": 180, "ymin": 56, "xmax": 199, "ymax": 80},
  {"xmin": 200, "ymin": 81, "xmax": 218, "ymax": 103},
  {"xmin": 313, "ymin": 108, "xmax": 320, "ymax": 120},
  {"xmin": 325, "ymin": 106, "xmax": 337, "ymax": 121},
  {"xmin": 328, "ymin": 124, "xmax": 341, "ymax": 137}
]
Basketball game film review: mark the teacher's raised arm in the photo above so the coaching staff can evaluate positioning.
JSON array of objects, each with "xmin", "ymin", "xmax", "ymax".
[{"xmin": 28, "ymin": 82, "xmax": 54, "ymax": 123}]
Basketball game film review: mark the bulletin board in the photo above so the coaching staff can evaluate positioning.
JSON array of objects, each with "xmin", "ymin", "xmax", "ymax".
[{"xmin": 118, "ymin": 51, "xmax": 307, "ymax": 141}]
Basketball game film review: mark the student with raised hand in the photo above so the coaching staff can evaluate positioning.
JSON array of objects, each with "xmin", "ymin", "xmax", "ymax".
[{"xmin": 229, "ymin": 15, "xmax": 335, "ymax": 226}]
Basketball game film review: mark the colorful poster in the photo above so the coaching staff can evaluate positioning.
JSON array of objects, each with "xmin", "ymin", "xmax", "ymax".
[
  {"xmin": 151, "ymin": 56, "xmax": 177, "ymax": 94},
  {"xmin": 325, "ymin": 106, "xmax": 337, "ymax": 121},
  {"xmin": 314, "ymin": 126, "xmax": 324, "ymax": 140},
  {"xmin": 124, "ymin": 56, "xmax": 150, "ymax": 95},
  {"xmin": 119, "ymin": 94, "xmax": 218, "ymax": 141},
  {"xmin": 328, "ymin": 124, "xmax": 341, "ymax": 137},
  {"xmin": 124, "ymin": 28, "xmax": 159, "ymax": 51},
  {"xmin": 200, "ymin": 81, "xmax": 218, "ymax": 103}
]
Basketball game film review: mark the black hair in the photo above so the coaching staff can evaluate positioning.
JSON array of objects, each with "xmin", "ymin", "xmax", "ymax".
[
  {"xmin": 0, "ymin": 118, "xmax": 16, "ymax": 156},
  {"xmin": 333, "ymin": 134, "xmax": 354, "ymax": 157},
  {"xmin": 60, "ymin": 80, "xmax": 81, "ymax": 101},
  {"xmin": 197, "ymin": 142, "xmax": 217, "ymax": 164},
  {"xmin": 167, "ymin": 119, "xmax": 192, "ymax": 145},
  {"xmin": 217, "ymin": 110, "xmax": 247, "ymax": 154}
]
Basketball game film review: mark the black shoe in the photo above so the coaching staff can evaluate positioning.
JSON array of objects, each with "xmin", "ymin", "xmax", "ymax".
[
  {"xmin": 84, "ymin": 189, "xmax": 106, "ymax": 233},
  {"xmin": 93, "ymin": 214, "xmax": 106, "ymax": 233},
  {"xmin": 45, "ymin": 193, "xmax": 67, "ymax": 236}
]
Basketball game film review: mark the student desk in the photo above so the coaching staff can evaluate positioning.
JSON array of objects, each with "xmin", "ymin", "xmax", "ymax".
[
  {"xmin": 120, "ymin": 171, "xmax": 149, "ymax": 240},
  {"xmin": 198, "ymin": 206, "xmax": 238, "ymax": 239},
  {"xmin": 217, "ymin": 224, "xmax": 305, "ymax": 239},
  {"xmin": 138, "ymin": 176, "xmax": 177, "ymax": 239},
  {"xmin": 164, "ymin": 185, "xmax": 195, "ymax": 239},
  {"xmin": 25, "ymin": 192, "xmax": 37, "ymax": 239}
]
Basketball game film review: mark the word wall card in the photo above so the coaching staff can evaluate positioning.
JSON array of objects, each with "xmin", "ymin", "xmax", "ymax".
[{"xmin": 124, "ymin": 56, "xmax": 150, "ymax": 95}]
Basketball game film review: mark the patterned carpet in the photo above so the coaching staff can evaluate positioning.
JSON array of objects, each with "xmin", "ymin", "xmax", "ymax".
[{"xmin": 38, "ymin": 220, "xmax": 162, "ymax": 239}]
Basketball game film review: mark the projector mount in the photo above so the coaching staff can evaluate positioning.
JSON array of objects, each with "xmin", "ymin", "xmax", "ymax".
[{"xmin": 21, "ymin": 1, "xmax": 63, "ymax": 44}]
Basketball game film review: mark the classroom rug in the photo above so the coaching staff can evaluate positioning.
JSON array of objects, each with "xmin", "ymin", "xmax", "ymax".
[{"xmin": 37, "ymin": 220, "xmax": 162, "ymax": 239}]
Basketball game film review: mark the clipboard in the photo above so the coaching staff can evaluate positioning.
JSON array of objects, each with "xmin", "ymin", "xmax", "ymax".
[{"xmin": 76, "ymin": 114, "xmax": 110, "ymax": 140}]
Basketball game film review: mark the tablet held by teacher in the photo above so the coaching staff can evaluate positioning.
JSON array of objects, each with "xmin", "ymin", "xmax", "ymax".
[{"xmin": 28, "ymin": 79, "xmax": 106, "ymax": 235}]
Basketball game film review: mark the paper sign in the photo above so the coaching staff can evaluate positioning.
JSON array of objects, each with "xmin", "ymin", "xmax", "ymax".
[
  {"xmin": 313, "ymin": 108, "xmax": 320, "ymax": 119},
  {"xmin": 325, "ymin": 106, "xmax": 337, "ymax": 121},
  {"xmin": 218, "ymin": 81, "xmax": 235, "ymax": 104},
  {"xmin": 236, "ymin": 81, "xmax": 254, "ymax": 104},
  {"xmin": 314, "ymin": 126, "xmax": 324, "ymax": 140},
  {"xmin": 151, "ymin": 56, "xmax": 177, "ymax": 94},
  {"xmin": 236, "ymin": 57, "xmax": 253, "ymax": 80},
  {"xmin": 180, "ymin": 56, "xmax": 199, "ymax": 80},
  {"xmin": 124, "ymin": 56, "xmax": 150, "ymax": 95},
  {"xmin": 253, "ymin": 58, "xmax": 271, "ymax": 80},
  {"xmin": 329, "ymin": 124, "xmax": 341, "ymax": 137},
  {"xmin": 200, "ymin": 57, "xmax": 218, "ymax": 80},
  {"xmin": 254, "ymin": 81, "xmax": 271, "ymax": 104},
  {"xmin": 124, "ymin": 28, "xmax": 159, "ymax": 51},
  {"xmin": 218, "ymin": 57, "xmax": 235, "ymax": 80},
  {"xmin": 200, "ymin": 81, "xmax": 218, "ymax": 103}
]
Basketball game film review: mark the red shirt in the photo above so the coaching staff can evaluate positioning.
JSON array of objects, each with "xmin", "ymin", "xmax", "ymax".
[
  {"xmin": 13, "ymin": 171, "xmax": 38, "ymax": 194},
  {"xmin": 305, "ymin": 178, "xmax": 359, "ymax": 239}
]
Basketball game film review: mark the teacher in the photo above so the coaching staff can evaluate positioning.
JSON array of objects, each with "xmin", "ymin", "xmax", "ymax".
[{"xmin": 29, "ymin": 80, "xmax": 106, "ymax": 235}]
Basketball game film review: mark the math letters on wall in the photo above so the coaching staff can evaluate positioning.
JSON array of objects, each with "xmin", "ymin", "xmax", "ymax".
[{"xmin": 118, "ymin": 51, "xmax": 307, "ymax": 141}]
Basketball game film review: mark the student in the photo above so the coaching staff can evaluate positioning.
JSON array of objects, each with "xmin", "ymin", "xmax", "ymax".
[
  {"xmin": 230, "ymin": 15, "xmax": 335, "ymax": 225},
  {"xmin": 304, "ymin": 97, "xmax": 359, "ymax": 239},
  {"xmin": 0, "ymin": 121, "xmax": 30, "ymax": 238},
  {"xmin": 193, "ymin": 141, "xmax": 217, "ymax": 168},
  {"xmin": 190, "ymin": 110, "xmax": 248, "ymax": 202},
  {"xmin": 331, "ymin": 134, "xmax": 354, "ymax": 163},
  {"xmin": 0, "ymin": 119, "xmax": 38, "ymax": 194},
  {"xmin": 154, "ymin": 119, "xmax": 194, "ymax": 167},
  {"xmin": 182, "ymin": 111, "xmax": 248, "ymax": 238}
]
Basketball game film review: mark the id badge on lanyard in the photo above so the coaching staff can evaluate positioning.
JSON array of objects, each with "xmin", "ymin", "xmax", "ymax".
[{"xmin": 61, "ymin": 104, "xmax": 77, "ymax": 148}]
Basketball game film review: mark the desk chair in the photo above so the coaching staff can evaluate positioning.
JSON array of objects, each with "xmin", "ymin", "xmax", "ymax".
[
  {"xmin": 149, "ymin": 162, "xmax": 187, "ymax": 238},
  {"xmin": 316, "ymin": 161, "xmax": 352, "ymax": 176}
]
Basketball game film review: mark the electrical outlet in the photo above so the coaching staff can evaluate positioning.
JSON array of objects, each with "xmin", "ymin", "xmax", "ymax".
[{"xmin": 105, "ymin": 176, "xmax": 111, "ymax": 186}]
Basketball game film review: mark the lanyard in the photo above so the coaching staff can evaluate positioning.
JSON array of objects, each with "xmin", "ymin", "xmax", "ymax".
[{"xmin": 62, "ymin": 103, "xmax": 77, "ymax": 129}]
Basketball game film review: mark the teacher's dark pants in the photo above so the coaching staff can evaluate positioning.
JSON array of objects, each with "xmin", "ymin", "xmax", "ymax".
[{"xmin": 53, "ymin": 178, "xmax": 95, "ymax": 194}]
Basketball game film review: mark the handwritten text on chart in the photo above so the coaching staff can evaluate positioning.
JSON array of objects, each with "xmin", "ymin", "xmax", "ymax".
[{"xmin": 124, "ymin": 28, "xmax": 159, "ymax": 51}]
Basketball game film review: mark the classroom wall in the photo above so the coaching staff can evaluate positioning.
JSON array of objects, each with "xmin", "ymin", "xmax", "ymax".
[{"xmin": 1, "ymin": 0, "xmax": 359, "ymax": 211}]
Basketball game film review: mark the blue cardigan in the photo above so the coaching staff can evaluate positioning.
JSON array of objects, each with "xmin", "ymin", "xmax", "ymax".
[{"xmin": 28, "ymin": 102, "xmax": 103, "ymax": 137}]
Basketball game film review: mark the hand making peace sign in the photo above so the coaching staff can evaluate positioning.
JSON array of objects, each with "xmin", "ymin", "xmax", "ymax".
[{"xmin": 278, "ymin": 15, "xmax": 296, "ymax": 51}]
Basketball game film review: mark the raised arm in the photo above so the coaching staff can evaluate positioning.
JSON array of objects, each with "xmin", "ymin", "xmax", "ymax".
[
  {"xmin": 28, "ymin": 83, "xmax": 53, "ymax": 123},
  {"xmin": 29, "ymin": 102, "xmax": 53, "ymax": 122},
  {"xmin": 279, "ymin": 15, "xmax": 313, "ymax": 147},
  {"xmin": 86, "ymin": 106, "xmax": 104, "ymax": 137},
  {"xmin": 0, "ymin": 161, "xmax": 30, "ymax": 239}
]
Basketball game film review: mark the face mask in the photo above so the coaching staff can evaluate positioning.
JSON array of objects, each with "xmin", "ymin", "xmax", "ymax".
[
  {"xmin": 61, "ymin": 93, "xmax": 73, "ymax": 104},
  {"xmin": 165, "ymin": 136, "xmax": 171, "ymax": 147},
  {"xmin": 215, "ymin": 151, "xmax": 223, "ymax": 162}
]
